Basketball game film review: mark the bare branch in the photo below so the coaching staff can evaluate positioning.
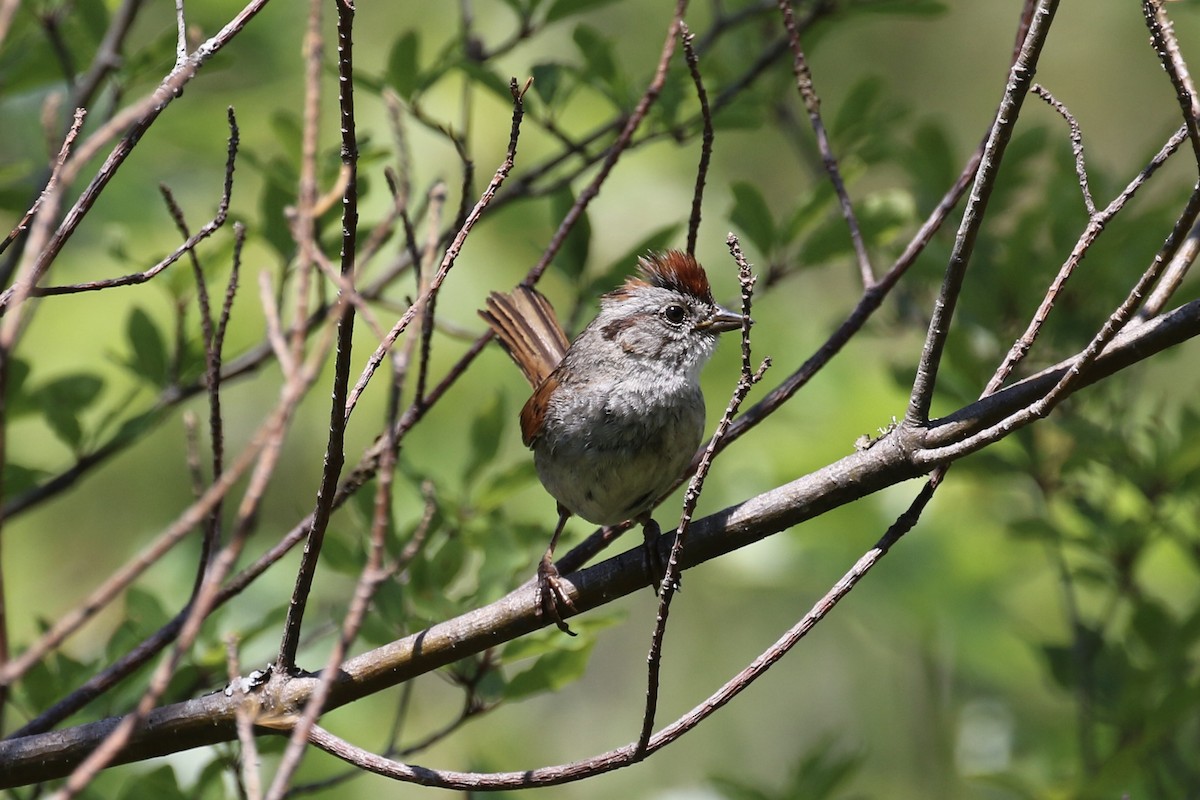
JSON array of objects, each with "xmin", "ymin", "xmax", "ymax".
[
  {"xmin": 638, "ymin": 235, "xmax": 768, "ymax": 754},
  {"xmin": 777, "ymin": 0, "xmax": 873, "ymax": 287},
  {"xmin": 225, "ymin": 637, "xmax": 263, "ymax": 800},
  {"xmin": 0, "ymin": 0, "xmax": 272, "ymax": 317},
  {"xmin": 905, "ymin": 0, "xmax": 1060, "ymax": 426},
  {"xmin": 343, "ymin": 81, "xmax": 528, "ymax": 421},
  {"xmin": 1033, "ymin": 83, "xmax": 1096, "ymax": 216},
  {"xmin": 31, "ymin": 109, "xmax": 241, "ymax": 298},
  {"xmin": 276, "ymin": 0, "xmax": 361, "ymax": 674},
  {"xmin": 681, "ymin": 23, "xmax": 714, "ymax": 256},
  {"xmin": 1143, "ymin": 0, "xmax": 1200, "ymax": 166},
  {"xmin": 525, "ymin": 0, "xmax": 690, "ymax": 286}
]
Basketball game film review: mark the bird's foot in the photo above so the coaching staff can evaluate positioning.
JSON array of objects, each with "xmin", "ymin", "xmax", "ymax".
[
  {"xmin": 536, "ymin": 554, "xmax": 577, "ymax": 636},
  {"xmin": 641, "ymin": 518, "xmax": 680, "ymax": 595}
]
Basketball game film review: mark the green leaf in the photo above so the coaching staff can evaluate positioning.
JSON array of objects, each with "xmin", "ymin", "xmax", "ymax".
[
  {"xmin": 475, "ymin": 459, "xmax": 538, "ymax": 511},
  {"xmin": 386, "ymin": 30, "xmax": 421, "ymax": 98},
  {"xmin": 18, "ymin": 649, "xmax": 95, "ymax": 718},
  {"xmin": 849, "ymin": 0, "xmax": 948, "ymax": 16},
  {"xmin": 124, "ymin": 586, "xmax": 170, "ymax": 631},
  {"xmin": 5, "ymin": 359, "xmax": 44, "ymax": 419},
  {"xmin": 500, "ymin": 612, "xmax": 622, "ymax": 662},
  {"xmin": 118, "ymin": 765, "xmax": 188, "ymax": 800},
  {"xmin": 371, "ymin": 576, "xmax": 408, "ymax": 627},
  {"xmin": 409, "ymin": 533, "xmax": 467, "ymax": 603},
  {"xmin": 36, "ymin": 373, "xmax": 105, "ymax": 450},
  {"xmin": 464, "ymin": 394, "xmax": 506, "ymax": 486},
  {"xmin": 729, "ymin": 182, "xmax": 776, "ymax": 256},
  {"xmin": 572, "ymin": 25, "xmax": 622, "ymax": 102},
  {"xmin": 530, "ymin": 62, "xmax": 571, "ymax": 110},
  {"xmin": 1130, "ymin": 599, "xmax": 1175, "ymax": 653},
  {"xmin": 504, "ymin": 639, "xmax": 596, "ymax": 700},
  {"xmin": 545, "ymin": 0, "xmax": 623, "ymax": 24},
  {"xmin": 588, "ymin": 224, "xmax": 682, "ymax": 292},
  {"xmin": 549, "ymin": 186, "xmax": 591, "ymax": 280},
  {"xmin": 456, "ymin": 60, "xmax": 515, "ymax": 101},
  {"xmin": 268, "ymin": 110, "xmax": 303, "ymax": 159},
  {"xmin": 36, "ymin": 373, "xmax": 104, "ymax": 411},
  {"xmin": 798, "ymin": 212, "xmax": 855, "ymax": 266},
  {"xmin": 780, "ymin": 183, "xmax": 836, "ymax": 246},
  {"xmin": 192, "ymin": 758, "xmax": 231, "ymax": 800},
  {"xmin": 830, "ymin": 76, "xmax": 907, "ymax": 165},
  {"xmin": 858, "ymin": 188, "xmax": 916, "ymax": 247},
  {"xmin": 2, "ymin": 462, "xmax": 46, "ymax": 496},
  {"xmin": 77, "ymin": 0, "xmax": 109, "ymax": 41},
  {"xmin": 322, "ymin": 529, "xmax": 363, "ymax": 575},
  {"xmin": 906, "ymin": 120, "xmax": 958, "ymax": 205},
  {"xmin": 124, "ymin": 307, "xmax": 170, "ymax": 386}
]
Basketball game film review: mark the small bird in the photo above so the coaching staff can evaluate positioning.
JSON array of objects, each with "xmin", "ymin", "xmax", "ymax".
[{"xmin": 480, "ymin": 250, "xmax": 742, "ymax": 633}]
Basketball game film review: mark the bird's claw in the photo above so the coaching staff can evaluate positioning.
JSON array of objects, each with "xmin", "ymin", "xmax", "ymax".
[{"xmin": 536, "ymin": 555, "xmax": 577, "ymax": 636}]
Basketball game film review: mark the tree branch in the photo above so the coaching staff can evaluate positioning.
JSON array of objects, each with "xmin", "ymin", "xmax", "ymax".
[{"xmin": 2, "ymin": 293, "xmax": 1197, "ymax": 788}]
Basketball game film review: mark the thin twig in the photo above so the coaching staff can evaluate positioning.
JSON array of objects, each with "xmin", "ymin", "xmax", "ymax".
[
  {"xmin": 225, "ymin": 636, "xmax": 263, "ymax": 800},
  {"xmin": 276, "ymin": 0, "xmax": 361, "ymax": 674},
  {"xmin": 1142, "ymin": 0, "xmax": 1200, "ymax": 166},
  {"xmin": 777, "ymin": 0, "xmax": 873, "ymax": 287},
  {"xmin": 414, "ymin": 182, "xmax": 447, "ymax": 405},
  {"xmin": 905, "ymin": 0, "xmax": 1060, "ymax": 426},
  {"xmin": 1032, "ymin": 84, "xmax": 1096, "ymax": 215},
  {"xmin": 172, "ymin": 0, "xmax": 187, "ymax": 66},
  {"xmin": 159, "ymin": 181, "xmax": 227, "ymax": 593},
  {"xmin": 1141, "ymin": 214, "xmax": 1200, "ymax": 317},
  {"xmin": 32, "ymin": 109, "xmax": 240, "ymax": 299},
  {"xmin": 265, "ymin": 359, "xmax": 406, "ymax": 799},
  {"xmin": 525, "ymin": 0, "xmax": 690, "ymax": 286},
  {"xmin": 681, "ymin": 23, "xmax": 714, "ymax": 256},
  {"xmin": 637, "ymin": 235, "xmax": 768, "ymax": 755},
  {"xmin": 342, "ymin": 80, "xmax": 528, "ymax": 421},
  {"xmin": 0, "ymin": 0, "xmax": 272, "ymax": 316}
]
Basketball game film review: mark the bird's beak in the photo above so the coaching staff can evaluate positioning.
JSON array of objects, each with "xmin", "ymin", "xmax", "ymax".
[{"xmin": 699, "ymin": 305, "xmax": 746, "ymax": 333}]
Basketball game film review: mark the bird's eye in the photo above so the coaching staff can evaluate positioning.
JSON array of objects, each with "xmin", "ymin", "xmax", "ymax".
[{"xmin": 662, "ymin": 304, "xmax": 687, "ymax": 324}]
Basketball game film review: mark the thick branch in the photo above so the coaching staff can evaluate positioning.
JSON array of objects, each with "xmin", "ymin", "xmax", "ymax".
[{"xmin": 2, "ymin": 296, "xmax": 1197, "ymax": 788}]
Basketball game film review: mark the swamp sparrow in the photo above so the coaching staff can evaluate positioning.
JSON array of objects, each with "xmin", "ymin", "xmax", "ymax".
[{"xmin": 480, "ymin": 250, "xmax": 742, "ymax": 633}]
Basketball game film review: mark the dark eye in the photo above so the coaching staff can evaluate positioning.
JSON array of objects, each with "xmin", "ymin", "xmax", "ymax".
[{"xmin": 662, "ymin": 304, "xmax": 687, "ymax": 324}]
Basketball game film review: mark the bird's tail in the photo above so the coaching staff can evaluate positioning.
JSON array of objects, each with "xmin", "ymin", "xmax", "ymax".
[{"xmin": 479, "ymin": 286, "xmax": 569, "ymax": 388}]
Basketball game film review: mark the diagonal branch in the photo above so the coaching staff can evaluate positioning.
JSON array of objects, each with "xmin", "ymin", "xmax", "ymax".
[
  {"xmin": 905, "ymin": 0, "xmax": 1060, "ymax": 426},
  {"xmin": 2, "ymin": 291, "xmax": 1197, "ymax": 788},
  {"xmin": 777, "ymin": 0, "xmax": 873, "ymax": 287},
  {"xmin": 0, "ymin": 0, "xmax": 273, "ymax": 316}
]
